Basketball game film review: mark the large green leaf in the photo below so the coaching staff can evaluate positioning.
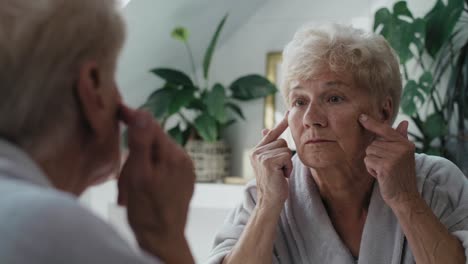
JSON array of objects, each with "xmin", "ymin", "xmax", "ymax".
[
  {"xmin": 412, "ymin": 18, "xmax": 426, "ymax": 54},
  {"xmin": 150, "ymin": 68, "xmax": 194, "ymax": 87},
  {"xmin": 422, "ymin": 113, "xmax": 447, "ymax": 140},
  {"xmin": 393, "ymin": 1, "xmax": 413, "ymax": 18},
  {"xmin": 204, "ymin": 83, "xmax": 227, "ymax": 123},
  {"xmin": 401, "ymin": 80, "xmax": 424, "ymax": 116},
  {"xmin": 194, "ymin": 113, "xmax": 218, "ymax": 142},
  {"xmin": 143, "ymin": 87, "xmax": 176, "ymax": 120},
  {"xmin": 374, "ymin": 6, "xmax": 416, "ymax": 63},
  {"xmin": 418, "ymin": 71, "xmax": 433, "ymax": 94},
  {"xmin": 373, "ymin": 8, "xmax": 392, "ymax": 32},
  {"xmin": 373, "ymin": 2, "xmax": 429, "ymax": 64},
  {"xmin": 203, "ymin": 14, "xmax": 228, "ymax": 80},
  {"xmin": 186, "ymin": 98, "xmax": 206, "ymax": 111},
  {"xmin": 424, "ymin": 0, "xmax": 464, "ymax": 57},
  {"xmin": 230, "ymin": 74, "xmax": 277, "ymax": 101},
  {"xmin": 169, "ymin": 86, "xmax": 196, "ymax": 114},
  {"xmin": 221, "ymin": 119, "xmax": 237, "ymax": 128},
  {"xmin": 226, "ymin": 102, "xmax": 245, "ymax": 120}
]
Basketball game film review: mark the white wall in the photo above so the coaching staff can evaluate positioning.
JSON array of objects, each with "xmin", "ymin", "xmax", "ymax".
[{"xmin": 116, "ymin": 0, "xmax": 270, "ymax": 107}]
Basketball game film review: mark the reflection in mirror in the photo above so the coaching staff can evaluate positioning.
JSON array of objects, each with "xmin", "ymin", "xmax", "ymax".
[{"xmin": 264, "ymin": 52, "xmax": 296, "ymax": 150}]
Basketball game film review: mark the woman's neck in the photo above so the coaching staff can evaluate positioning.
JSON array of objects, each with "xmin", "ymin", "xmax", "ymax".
[
  {"xmin": 310, "ymin": 165, "xmax": 375, "ymax": 219},
  {"xmin": 30, "ymin": 141, "xmax": 91, "ymax": 196}
]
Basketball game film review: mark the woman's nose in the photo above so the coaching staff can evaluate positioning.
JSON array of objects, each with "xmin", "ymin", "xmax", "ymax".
[{"xmin": 303, "ymin": 102, "xmax": 328, "ymax": 128}]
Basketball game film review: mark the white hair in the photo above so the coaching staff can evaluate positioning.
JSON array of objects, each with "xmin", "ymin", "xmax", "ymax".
[
  {"xmin": 0, "ymin": 0, "xmax": 125, "ymax": 156},
  {"xmin": 281, "ymin": 23, "xmax": 402, "ymax": 122}
]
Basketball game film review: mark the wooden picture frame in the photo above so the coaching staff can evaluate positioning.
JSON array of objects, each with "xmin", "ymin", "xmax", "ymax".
[{"xmin": 264, "ymin": 51, "xmax": 283, "ymax": 129}]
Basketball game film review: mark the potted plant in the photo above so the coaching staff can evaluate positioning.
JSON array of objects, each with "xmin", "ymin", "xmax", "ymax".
[
  {"xmin": 139, "ymin": 14, "xmax": 277, "ymax": 181},
  {"xmin": 373, "ymin": 0, "xmax": 468, "ymax": 172}
]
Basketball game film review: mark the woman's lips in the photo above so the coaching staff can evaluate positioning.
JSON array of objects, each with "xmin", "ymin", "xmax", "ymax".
[{"xmin": 304, "ymin": 139, "xmax": 335, "ymax": 144}]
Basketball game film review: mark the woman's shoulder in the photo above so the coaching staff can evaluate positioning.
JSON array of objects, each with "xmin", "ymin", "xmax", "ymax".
[
  {"xmin": 414, "ymin": 153, "xmax": 468, "ymax": 217},
  {"xmin": 414, "ymin": 153, "xmax": 466, "ymax": 186}
]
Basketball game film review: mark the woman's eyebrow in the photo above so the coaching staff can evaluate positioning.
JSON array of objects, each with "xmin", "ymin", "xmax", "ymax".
[
  {"xmin": 290, "ymin": 83, "xmax": 304, "ymax": 90},
  {"xmin": 324, "ymin": 80, "xmax": 346, "ymax": 87},
  {"xmin": 323, "ymin": 81, "xmax": 352, "ymax": 90}
]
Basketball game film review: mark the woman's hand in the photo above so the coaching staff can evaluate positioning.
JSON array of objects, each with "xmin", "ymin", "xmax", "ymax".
[
  {"xmin": 117, "ymin": 104, "xmax": 195, "ymax": 264},
  {"xmin": 222, "ymin": 114, "xmax": 293, "ymax": 264},
  {"xmin": 359, "ymin": 114, "xmax": 466, "ymax": 264},
  {"xmin": 359, "ymin": 114, "xmax": 419, "ymax": 208},
  {"xmin": 250, "ymin": 113, "xmax": 293, "ymax": 209}
]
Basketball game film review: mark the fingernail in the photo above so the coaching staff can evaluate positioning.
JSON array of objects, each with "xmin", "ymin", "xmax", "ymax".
[{"xmin": 359, "ymin": 114, "xmax": 368, "ymax": 122}]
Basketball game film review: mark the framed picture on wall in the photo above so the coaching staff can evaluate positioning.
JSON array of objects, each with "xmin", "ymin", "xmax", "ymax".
[{"xmin": 264, "ymin": 51, "xmax": 296, "ymax": 150}]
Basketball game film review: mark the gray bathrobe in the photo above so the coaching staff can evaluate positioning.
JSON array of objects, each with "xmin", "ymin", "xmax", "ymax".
[{"xmin": 207, "ymin": 153, "xmax": 468, "ymax": 264}]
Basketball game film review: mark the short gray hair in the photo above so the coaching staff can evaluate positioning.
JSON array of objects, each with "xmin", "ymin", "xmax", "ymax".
[
  {"xmin": 0, "ymin": 0, "xmax": 125, "ymax": 156},
  {"xmin": 281, "ymin": 24, "xmax": 402, "ymax": 122}
]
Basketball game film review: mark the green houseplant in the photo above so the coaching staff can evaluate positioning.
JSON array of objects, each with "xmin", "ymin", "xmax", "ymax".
[
  {"xmin": 373, "ymin": 0, "xmax": 468, "ymax": 169},
  {"xmin": 139, "ymin": 14, "xmax": 277, "ymax": 181},
  {"xmin": 141, "ymin": 14, "xmax": 277, "ymax": 145}
]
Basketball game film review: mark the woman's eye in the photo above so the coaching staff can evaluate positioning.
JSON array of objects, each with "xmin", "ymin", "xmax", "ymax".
[
  {"xmin": 293, "ymin": 99, "xmax": 307, "ymax": 107},
  {"xmin": 328, "ymin": 95, "xmax": 344, "ymax": 104}
]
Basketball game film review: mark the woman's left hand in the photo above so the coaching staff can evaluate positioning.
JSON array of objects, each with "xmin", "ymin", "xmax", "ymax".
[{"xmin": 358, "ymin": 114, "xmax": 419, "ymax": 208}]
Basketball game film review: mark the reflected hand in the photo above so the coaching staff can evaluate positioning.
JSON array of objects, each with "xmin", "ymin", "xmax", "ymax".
[
  {"xmin": 359, "ymin": 114, "xmax": 419, "ymax": 208},
  {"xmin": 250, "ymin": 113, "xmax": 292, "ymax": 208},
  {"xmin": 118, "ymin": 104, "xmax": 195, "ymax": 263}
]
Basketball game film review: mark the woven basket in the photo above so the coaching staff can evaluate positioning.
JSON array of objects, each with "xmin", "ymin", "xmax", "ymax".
[{"xmin": 185, "ymin": 140, "xmax": 230, "ymax": 182}]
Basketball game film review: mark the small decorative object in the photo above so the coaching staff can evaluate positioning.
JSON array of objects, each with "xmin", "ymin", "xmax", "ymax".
[{"xmin": 135, "ymin": 14, "xmax": 277, "ymax": 182}]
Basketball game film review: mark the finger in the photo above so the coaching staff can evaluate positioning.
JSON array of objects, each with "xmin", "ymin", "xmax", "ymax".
[
  {"xmin": 119, "ymin": 104, "xmax": 173, "ymax": 161},
  {"xmin": 395, "ymin": 120, "xmax": 409, "ymax": 139},
  {"xmin": 259, "ymin": 147, "xmax": 292, "ymax": 159},
  {"xmin": 262, "ymin": 129, "xmax": 270, "ymax": 137},
  {"xmin": 258, "ymin": 112, "xmax": 289, "ymax": 146},
  {"xmin": 359, "ymin": 114, "xmax": 401, "ymax": 141},
  {"xmin": 365, "ymin": 145, "xmax": 384, "ymax": 158},
  {"xmin": 118, "ymin": 105, "xmax": 153, "ymax": 155},
  {"xmin": 255, "ymin": 139, "xmax": 289, "ymax": 153},
  {"xmin": 283, "ymin": 157, "xmax": 293, "ymax": 178},
  {"xmin": 263, "ymin": 151, "xmax": 293, "ymax": 176},
  {"xmin": 364, "ymin": 155, "xmax": 380, "ymax": 178},
  {"xmin": 369, "ymin": 141, "xmax": 408, "ymax": 159}
]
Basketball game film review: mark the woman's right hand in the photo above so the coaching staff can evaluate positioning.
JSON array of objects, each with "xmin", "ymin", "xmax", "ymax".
[
  {"xmin": 117, "ymin": 105, "xmax": 195, "ymax": 264},
  {"xmin": 250, "ymin": 113, "xmax": 293, "ymax": 209}
]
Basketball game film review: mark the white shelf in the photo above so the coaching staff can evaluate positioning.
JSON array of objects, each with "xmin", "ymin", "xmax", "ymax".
[{"xmin": 81, "ymin": 181, "xmax": 247, "ymax": 262}]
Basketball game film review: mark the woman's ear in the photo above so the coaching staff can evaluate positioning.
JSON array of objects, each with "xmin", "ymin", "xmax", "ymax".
[
  {"xmin": 380, "ymin": 96, "xmax": 393, "ymax": 124},
  {"xmin": 75, "ymin": 61, "xmax": 107, "ymax": 139}
]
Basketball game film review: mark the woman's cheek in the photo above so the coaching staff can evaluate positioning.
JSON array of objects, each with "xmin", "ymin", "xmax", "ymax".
[{"xmin": 288, "ymin": 109, "xmax": 303, "ymax": 145}]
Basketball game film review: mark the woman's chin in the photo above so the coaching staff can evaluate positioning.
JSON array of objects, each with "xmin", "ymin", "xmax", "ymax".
[{"xmin": 297, "ymin": 150, "xmax": 342, "ymax": 169}]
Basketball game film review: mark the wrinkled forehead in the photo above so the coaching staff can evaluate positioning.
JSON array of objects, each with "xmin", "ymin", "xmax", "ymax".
[{"xmin": 288, "ymin": 70, "xmax": 355, "ymax": 95}]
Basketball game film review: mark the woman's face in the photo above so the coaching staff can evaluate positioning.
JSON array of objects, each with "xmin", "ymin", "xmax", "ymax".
[{"xmin": 288, "ymin": 71, "xmax": 384, "ymax": 169}]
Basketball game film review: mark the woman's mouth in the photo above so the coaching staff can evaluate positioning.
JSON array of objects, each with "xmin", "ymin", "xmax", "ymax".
[{"xmin": 305, "ymin": 139, "xmax": 335, "ymax": 144}]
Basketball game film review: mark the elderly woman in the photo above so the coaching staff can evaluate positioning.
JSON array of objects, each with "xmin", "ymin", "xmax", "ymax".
[
  {"xmin": 208, "ymin": 24, "xmax": 468, "ymax": 264},
  {"xmin": 0, "ymin": 0, "xmax": 195, "ymax": 263}
]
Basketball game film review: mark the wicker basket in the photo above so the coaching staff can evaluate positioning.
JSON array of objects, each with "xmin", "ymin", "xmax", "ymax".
[{"xmin": 185, "ymin": 140, "xmax": 230, "ymax": 182}]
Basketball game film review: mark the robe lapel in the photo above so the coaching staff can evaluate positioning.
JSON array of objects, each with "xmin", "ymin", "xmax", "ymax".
[
  {"xmin": 280, "ymin": 157, "xmax": 356, "ymax": 263},
  {"xmin": 358, "ymin": 183, "xmax": 405, "ymax": 264}
]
